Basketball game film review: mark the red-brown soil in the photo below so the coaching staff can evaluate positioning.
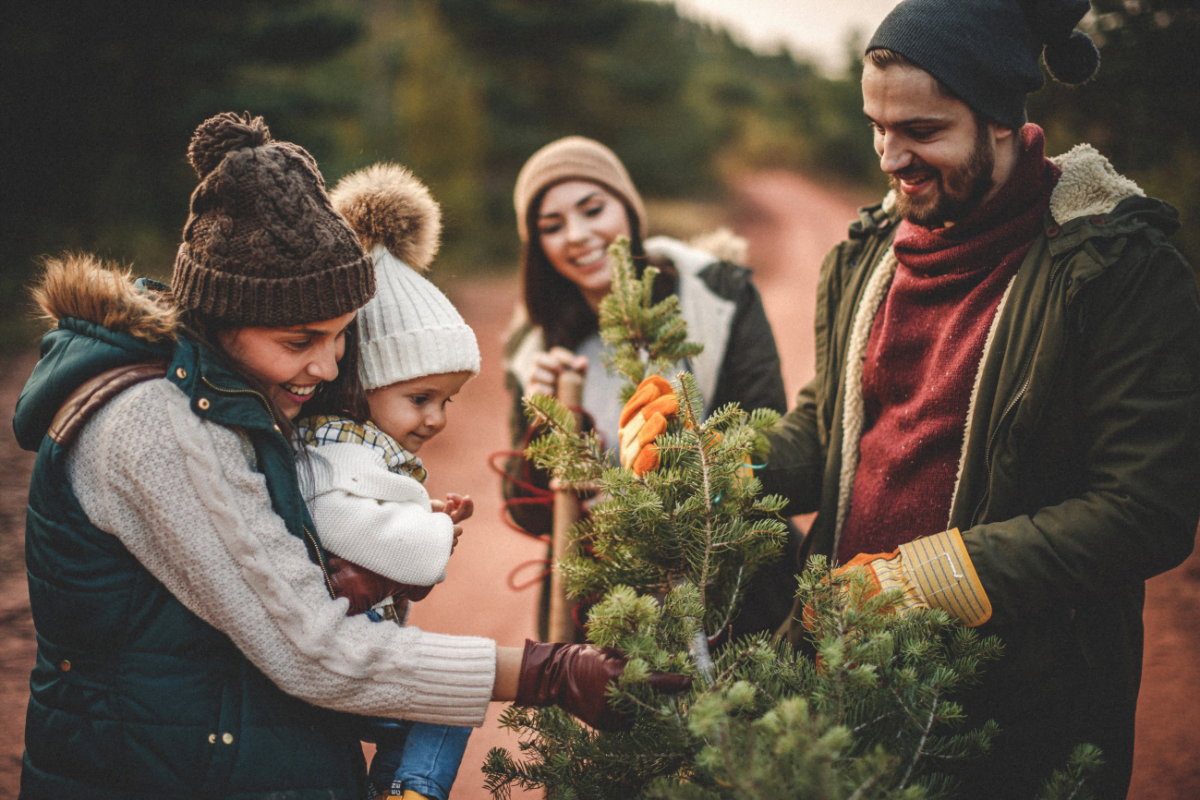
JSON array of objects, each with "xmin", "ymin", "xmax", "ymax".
[{"xmin": 1, "ymin": 171, "xmax": 1196, "ymax": 799}]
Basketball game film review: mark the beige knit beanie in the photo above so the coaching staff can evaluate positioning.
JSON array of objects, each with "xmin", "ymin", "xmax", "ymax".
[
  {"xmin": 513, "ymin": 136, "xmax": 648, "ymax": 242},
  {"xmin": 173, "ymin": 112, "xmax": 374, "ymax": 326},
  {"xmin": 331, "ymin": 164, "xmax": 480, "ymax": 390}
]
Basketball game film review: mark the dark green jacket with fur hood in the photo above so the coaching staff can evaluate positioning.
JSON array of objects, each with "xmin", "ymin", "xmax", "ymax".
[
  {"xmin": 13, "ymin": 261, "xmax": 367, "ymax": 799},
  {"xmin": 762, "ymin": 144, "xmax": 1200, "ymax": 799}
]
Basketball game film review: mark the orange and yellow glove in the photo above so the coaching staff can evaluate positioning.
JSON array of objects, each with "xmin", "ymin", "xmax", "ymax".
[
  {"xmin": 805, "ymin": 529, "xmax": 992, "ymax": 629},
  {"xmin": 618, "ymin": 376, "xmax": 678, "ymax": 476}
]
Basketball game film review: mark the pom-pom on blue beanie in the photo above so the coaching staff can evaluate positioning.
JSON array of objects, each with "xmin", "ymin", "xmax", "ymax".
[{"xmin": 867, "ymin": 0, "xmax": 1100, "ymax": 129}]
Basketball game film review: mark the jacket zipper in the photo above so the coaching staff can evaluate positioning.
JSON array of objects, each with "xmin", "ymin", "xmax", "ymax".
[
  {"xmin": 304, "ymin": 524, "xmax": 337, "ymax": 599},
  {"xmin": 199, "ymin": 377, "xmax": 337, "ymax": 599},
  {"xmin": 970, "ymin": 253, "xmax": 1078, "ymax": 527}
]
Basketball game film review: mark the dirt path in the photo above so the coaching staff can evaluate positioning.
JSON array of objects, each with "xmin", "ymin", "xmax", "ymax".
[{"xmin": 1, "ymin": 171, "xmax": 1197, "ymax": 799}]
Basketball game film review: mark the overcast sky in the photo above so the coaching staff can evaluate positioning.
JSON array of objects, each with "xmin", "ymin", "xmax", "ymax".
[{"xmin": 659, "ymin": 0, "xmax": 903, "ymax": 73}]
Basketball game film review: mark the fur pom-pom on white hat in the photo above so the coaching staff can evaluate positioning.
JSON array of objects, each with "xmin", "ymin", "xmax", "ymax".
[
  {"xmin": 331, "ymin": 164, "xmax": 480, "ymax": 390},
  {"xmin": 331, "ymin": 163, "xmax": 441, "ymax": 273}
]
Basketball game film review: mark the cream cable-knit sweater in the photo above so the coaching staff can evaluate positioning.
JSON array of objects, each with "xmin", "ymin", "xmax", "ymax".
[{"xmin": 66, "ymin": 378, "xmax": 495, "ymax": 727}]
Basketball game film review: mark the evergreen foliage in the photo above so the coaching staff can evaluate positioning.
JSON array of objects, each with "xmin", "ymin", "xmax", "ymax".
[
  {"xmin": 484, "ymin": 240, "xmax": 1099, "ymax": 799},
  {"xmin": 1036, "ymin": 744, "xmax": 1104, "ymax": 800}
]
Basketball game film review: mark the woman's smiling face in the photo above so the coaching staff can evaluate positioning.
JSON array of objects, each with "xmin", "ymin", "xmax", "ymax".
[
  {"xmin": 217, "ymin": 310, "xmax": 358, "ymax": 420},
  {"xmin": 536, "ymin": 180, "xmax": 632, "ymax": 311}
]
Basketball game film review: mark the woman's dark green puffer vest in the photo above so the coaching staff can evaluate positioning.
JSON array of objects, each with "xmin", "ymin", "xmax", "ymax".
[{"xmin": 14, "ymin": 315, "xmax": 368, "ymax": 799}]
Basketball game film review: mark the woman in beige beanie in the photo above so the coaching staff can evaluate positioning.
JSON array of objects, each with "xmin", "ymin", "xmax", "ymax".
[{"xmin": 503, "ymin": 135, "xmax": 798, "ymax": 643}]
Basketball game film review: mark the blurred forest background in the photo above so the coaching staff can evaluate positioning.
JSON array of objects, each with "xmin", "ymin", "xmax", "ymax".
[{"xmin": 3, "ymin": 0, "xmax": 1198, "ymax": 349}]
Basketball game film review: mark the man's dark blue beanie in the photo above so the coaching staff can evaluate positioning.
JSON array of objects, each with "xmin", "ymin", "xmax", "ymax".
[{"xmin": 867, "ymin": 0, "xmax": 1100, "ymax": 129}]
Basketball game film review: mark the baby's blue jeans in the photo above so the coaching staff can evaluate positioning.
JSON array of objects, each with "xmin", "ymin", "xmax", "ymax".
[
  {"xmin": 362, "ymin": 718, "xmax": 472, "ymax": 800},
  {"xmin": 361, "ymin": 607, "xmax": 471, "ymax": 799}
]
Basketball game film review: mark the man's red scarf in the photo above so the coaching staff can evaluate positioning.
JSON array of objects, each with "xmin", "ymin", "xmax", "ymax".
[{"xmin": 838, "ymin": 125, "xmax": 1061, "ymax": 563}]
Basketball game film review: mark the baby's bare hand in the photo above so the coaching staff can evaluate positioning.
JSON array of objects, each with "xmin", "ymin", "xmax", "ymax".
[{"xmin": 442, "ymin": 493, "xmax": 474, "ymax": 523}]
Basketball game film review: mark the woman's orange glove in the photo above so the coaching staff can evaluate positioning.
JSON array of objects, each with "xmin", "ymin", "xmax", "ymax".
[{"xmin": 618, "ymin": 376, "xmax": 678, "ymax": 476}]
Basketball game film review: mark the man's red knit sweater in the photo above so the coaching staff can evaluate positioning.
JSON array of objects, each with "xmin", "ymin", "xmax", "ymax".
[{"xmin": 837, "ymin": 125, "xmax": 1061, "ymax": 564}]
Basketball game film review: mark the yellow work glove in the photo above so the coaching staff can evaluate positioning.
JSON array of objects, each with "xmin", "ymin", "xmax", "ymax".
[
  {"xmin": 806, "ymin": 529, "xmax": 992, "ymax": 629},
  {"xmin": 618, "ymin": 375, "xmax": 678, "ymax": 476}
]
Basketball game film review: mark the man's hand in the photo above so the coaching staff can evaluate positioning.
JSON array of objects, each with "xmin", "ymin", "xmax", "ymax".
[
  {"xmin": 618, "ymin": 375, "xmax": 678, "ymax": 476},
  {"xmin": 803, "ymin": 549, "xmax": 927, "ymax": 631},
  {"xmin": 805, "ymin": 529, "xmax": 992, "ymax": 629}
]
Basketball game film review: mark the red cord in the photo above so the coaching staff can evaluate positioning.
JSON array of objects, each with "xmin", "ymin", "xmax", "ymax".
[
  {"xmin": 506, "ymin": 558, "xmax": 551, "ymax": 591},
  {"xmin": 486, "ymin": 449, "xmax": 553, "ymax": 537},
  {"xmin": 490, "ymin": 408, "xmax": 602, "ymax": 600}
]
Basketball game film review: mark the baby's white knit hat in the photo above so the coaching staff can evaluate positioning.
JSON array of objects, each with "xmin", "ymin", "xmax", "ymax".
[
  {"xmin": 331, "ymin": 163, "xmax": 480, "ymax": 390},
  {"xmin": 357, "ymin": 244, "xmax": 479, "ymax": 389}
]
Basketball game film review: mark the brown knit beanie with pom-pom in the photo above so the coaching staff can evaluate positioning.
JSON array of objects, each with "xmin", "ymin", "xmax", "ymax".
[{"xmin": 172, "ymin": 112, "xmax": 374, "ymax": 327}]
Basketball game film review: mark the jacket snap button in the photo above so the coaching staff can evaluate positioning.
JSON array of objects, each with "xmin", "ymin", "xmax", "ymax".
[
  {"xmin": 175, "ymin": 367, "xmax": 187, "ymax": 379},
  {"xmin": 60, "ymin": 659, "xmax": 71, "ymax": 671},
  {"xmin": 1046, "ymin": 224, "xmax": 1061, "ymax": 238},
  {"xmin": 1091, "ymin": 215, "xmax": 1108, "ymax": 225},
  {"xmin": 198, "ymin": 398, "xmax": 211, "ymax": 411},
  {"xmin": 208, "ymin": 733, "xmax": 217, "ymax": 744},
  {"xmin": 222, "ymin": 732, "xmax": 234, "ymax": 745}
]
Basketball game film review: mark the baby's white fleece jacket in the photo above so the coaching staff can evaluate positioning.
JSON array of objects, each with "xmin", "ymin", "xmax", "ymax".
[
  {"xmin": 66, "ymin": 378, "xmax": 495, "ymax": 727},
  {"xmin": 298, "ymin": 441, "xmax": 455, "ymax": 586}
]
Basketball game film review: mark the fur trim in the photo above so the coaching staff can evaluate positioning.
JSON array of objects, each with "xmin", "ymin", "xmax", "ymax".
[
  {"xmin": 330, "ymin": 163, "xmax": 441, "ymax": 273},
  {"xmin": 882, "ymin": 189, "xmax": 898, "ymax": 216},
  {"xmin": 834, "ymin": 248, "xmax": 898, "ymax": 554},
  {"xmin": 32, "ymin": 254, "xmax": 178, "ymax": 342},
  {"xmin": 1049, "ymin": 144, "xmax": 1144, "ymax": 224},
  {"xmin": 687, "ymin": 227, "xmax": 748, "ymax": 264}
]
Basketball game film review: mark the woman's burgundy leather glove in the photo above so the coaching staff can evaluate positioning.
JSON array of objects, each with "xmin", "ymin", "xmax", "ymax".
[
  {"xmin": 514, "ymin": 639, "xmax": 691, "ymax": 731},
  {"xmin": 326, "ymin": 555, "xmax": 432, "ymax": 615}
]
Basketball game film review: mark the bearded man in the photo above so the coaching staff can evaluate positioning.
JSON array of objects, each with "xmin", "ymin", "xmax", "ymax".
[{"xmin": 761, "ymin": 1, "xmax": 1200, "ymax": 797}]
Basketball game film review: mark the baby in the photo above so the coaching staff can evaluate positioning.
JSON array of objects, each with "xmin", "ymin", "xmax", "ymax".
[{"xmin": 299, "ymin": 163, "xmax": 478, "ymax": 800}]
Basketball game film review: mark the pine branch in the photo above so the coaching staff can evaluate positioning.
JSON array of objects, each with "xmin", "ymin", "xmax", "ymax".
[
  {"xmin": 897, "ymin": 685, "xmax": 941, "ymax": 789},
  {"xmin": 674, "ymin": 375, "xmax": 716, "ymax": 611}
]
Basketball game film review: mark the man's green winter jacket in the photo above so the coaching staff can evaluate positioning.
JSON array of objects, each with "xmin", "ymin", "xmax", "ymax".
[{"xmin": 762, "ymin": 145, "xmax": 1200, "ymax": 799}]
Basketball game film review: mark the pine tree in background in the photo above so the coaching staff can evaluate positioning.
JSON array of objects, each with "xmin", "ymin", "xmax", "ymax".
[{"xmin": 482, "ymin": 239, "xmax": 1100, "ymax": 800}]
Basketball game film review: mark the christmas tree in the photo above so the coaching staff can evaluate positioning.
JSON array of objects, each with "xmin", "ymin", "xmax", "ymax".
[{"xmin": 484, "ymin": 238, "xmax": 1100, "ymax": 800}]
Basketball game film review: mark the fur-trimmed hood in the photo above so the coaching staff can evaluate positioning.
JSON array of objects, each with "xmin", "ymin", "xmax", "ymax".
[
  {"xmin": 1048, "ymin": 143, "xmax": 1144, "ymax": 224},
  {"xmin": 17, "ymin": 256, "xmax": 179, "ymax": 452},
  {"xmin": 329, "ymin": 163, "xmax": 441, "ymax": 273},
  {"xmin": 32, "ymin": 254, "xmax": 179, "ymax": 343}
]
